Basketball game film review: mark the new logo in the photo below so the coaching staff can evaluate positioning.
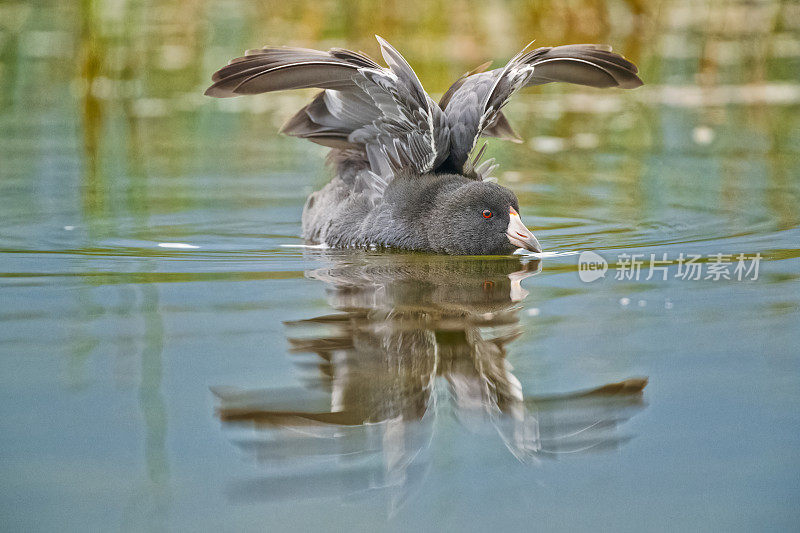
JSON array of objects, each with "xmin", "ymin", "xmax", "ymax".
[{"xmin": 578, "ymin": 251, "xmax": 608, "ymax": 282}]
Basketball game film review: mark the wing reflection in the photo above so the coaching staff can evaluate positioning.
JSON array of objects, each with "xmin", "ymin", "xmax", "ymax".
[{"xmin": 213, "ymin": 254, "xmax": 647, "ymax": 508}]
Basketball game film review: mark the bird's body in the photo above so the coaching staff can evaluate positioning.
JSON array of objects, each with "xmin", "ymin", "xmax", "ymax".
[
  {"xmin": 206, "ymin": 37, "xmax": 642, "ymax": 255},
  {"xmin": 304, "ymin": 170, "xmax": 521, "ymax": 254}
]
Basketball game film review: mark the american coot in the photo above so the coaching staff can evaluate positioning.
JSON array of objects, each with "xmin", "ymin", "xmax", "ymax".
[{"xmin": 206, "ymin": 36, "xmax": 642, "ymax": 255}]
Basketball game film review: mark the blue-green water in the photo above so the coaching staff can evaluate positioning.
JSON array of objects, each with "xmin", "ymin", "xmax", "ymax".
[{"xmin": 1, "ymin": 0, "xmax": 799, "ymax": 531}]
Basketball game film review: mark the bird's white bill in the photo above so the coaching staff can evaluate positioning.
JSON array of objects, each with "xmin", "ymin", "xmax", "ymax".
[{"xmin": 506, "ymin": 207, "xmax": 542, "ymax": 253}]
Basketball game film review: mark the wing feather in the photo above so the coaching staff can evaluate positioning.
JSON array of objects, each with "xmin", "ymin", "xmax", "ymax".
[
  {"xmin": 206, "ymin": 39, "xmax": 641, "ymax": 190},
  {"xmin": 441, "ymin": 43, "xmax": 643, "ymax": 173},
  {"xmin": 206, "ymin": 37, "xmax": 449, "ymax": 195}
]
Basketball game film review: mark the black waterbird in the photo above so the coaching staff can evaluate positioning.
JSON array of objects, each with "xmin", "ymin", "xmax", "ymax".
[{"xmin": 206, "ymin": 37, "xmax": 642, "ymax": 254}]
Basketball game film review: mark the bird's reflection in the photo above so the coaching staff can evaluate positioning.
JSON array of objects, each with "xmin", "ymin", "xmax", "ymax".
[{"xmin": 213, "ymin": 254, "xmax": 647, "ymax": 508}]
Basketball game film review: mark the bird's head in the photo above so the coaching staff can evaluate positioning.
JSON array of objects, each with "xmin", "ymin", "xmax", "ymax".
[{"xmin": 429, "ymin": 180, "xmax": 542, "ymax": 255}]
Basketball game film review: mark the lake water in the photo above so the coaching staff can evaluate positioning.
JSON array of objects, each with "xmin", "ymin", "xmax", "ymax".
[{"xmin": 1, "ymin": 0, "xmax": 799, "ymax": 531}]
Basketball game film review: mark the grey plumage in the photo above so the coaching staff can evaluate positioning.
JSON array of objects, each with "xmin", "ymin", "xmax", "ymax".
[
  {"xmin": 205, "ymin": 37, "xmax": 642, "ymax": 254},
  {"xmin": 441, "ymin": 43, "xmax": 643, "ymax": 172},
  {"xmin": 207, "ymin": 37, "xmax": 448, "ymax": 181}
]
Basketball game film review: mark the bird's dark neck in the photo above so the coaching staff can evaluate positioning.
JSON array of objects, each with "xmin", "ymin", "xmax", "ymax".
[{"xmin": 434, "ymin": 158, "xmax": 458, "ymax": 174}]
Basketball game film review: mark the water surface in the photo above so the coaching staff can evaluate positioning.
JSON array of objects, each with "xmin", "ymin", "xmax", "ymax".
[{"xmin": 1, "ymin": 0, "xmax": 799, "ymax": 531}]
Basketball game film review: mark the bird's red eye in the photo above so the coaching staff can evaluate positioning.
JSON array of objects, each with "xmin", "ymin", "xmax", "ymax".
[{"xmin": 482, "ymin": 210, "xmax": 493, "ymax": 219}]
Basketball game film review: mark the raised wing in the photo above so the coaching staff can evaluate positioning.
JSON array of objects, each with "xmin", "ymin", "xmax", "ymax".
[
  {"xmin": 441, "ymin": 44, "xmax": 643, "ymax": 174},
  {"xmin": 206, "ymin": 36, "xmax": 449, "ymax": 181}
]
